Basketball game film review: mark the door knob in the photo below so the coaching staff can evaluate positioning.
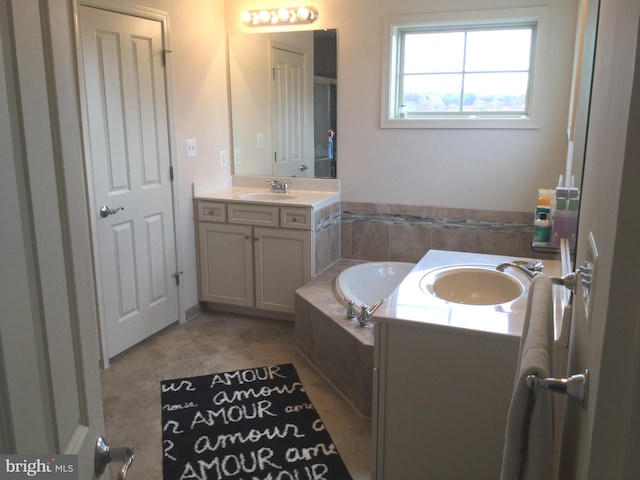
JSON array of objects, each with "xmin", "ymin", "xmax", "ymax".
[
  {"xmin": 100, "ymin": 205, "xmax": 124, "ymax": 218},
  {"xmin": 95, "ymin": 436, "xmax": 134, "ymax": 480}
]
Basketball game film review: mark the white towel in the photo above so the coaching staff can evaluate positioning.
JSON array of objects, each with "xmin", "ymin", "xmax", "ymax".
[{"xmin": 501, "ymin": 275, "xmax": 554, "ymax": 480}]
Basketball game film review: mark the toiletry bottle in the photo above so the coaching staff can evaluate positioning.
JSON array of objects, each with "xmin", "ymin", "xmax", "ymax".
[
  {"xmin": 535, "ymin": 189, "xmax": 552, "ymax": 221},
  {"xmin": 549, "ymin": 187, "xmax": 569, "ymax": 248},
  {"xmin": 566, "ymin": 188, "xmax": 580, "ymax": 249},
  {"xmin": 533, "ymin": 212, "xmax": 551, "ymax": 246}
]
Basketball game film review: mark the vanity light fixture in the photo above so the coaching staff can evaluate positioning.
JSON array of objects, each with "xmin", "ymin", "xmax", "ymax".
[{"xmin": 241, "ymin": 6, "xmax": 319, "ymax": 26}]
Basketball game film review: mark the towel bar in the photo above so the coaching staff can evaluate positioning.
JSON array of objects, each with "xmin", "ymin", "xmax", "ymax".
[
  {"xmin": 550, "ymin": 262, "xmax": 592, "ymax": 292},
  {"xmin": 526, "ymin": 369, "xmax": 589, "ymax": 408}
]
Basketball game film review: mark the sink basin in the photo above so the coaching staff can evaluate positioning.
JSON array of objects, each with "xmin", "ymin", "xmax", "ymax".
[
  {"xmin": 420, "ymin": 265, "xmax": 524, "ymax": 305},
  {"xmin": 237, "ymin": 192, "xmax": 297, "ymax": 201}
]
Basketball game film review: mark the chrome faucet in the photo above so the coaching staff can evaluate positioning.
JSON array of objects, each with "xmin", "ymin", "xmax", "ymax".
[
  {"xmin": 357, "ymin": 299, "xmax": 385, "ymax": 327},
  {"xmin": 496, "ymin": 260, "xmax": 544, "ymax": 280},
  {"xmin": 266, "ymin": 178, "xmax": 290, "ymax": 194},
  {"xmin": 345, "ymin": 297, "xmax": 358, "ymax": 320}
]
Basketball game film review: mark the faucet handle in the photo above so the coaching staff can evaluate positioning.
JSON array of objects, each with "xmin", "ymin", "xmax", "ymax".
[
  {"xmin": 345, "ymin": 297, "xmax": 357, "ymax": 320},
  {"xmin": 358, "ymin": 304, "xmax": 371, "ymax": 327}
]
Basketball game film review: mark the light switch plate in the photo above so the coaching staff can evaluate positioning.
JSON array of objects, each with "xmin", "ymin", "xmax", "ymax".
[
  {"xmin": 220, "ymin": 150, "xmax": 228, "ymax": 167},
  {"xmin": 583, "ymin": 231, "xmax": 598, "ymax": 329},
  {"xmin": 186, "ymin": 138, "xmax": 197, "ymax": 157},
  {"xmin": 234, "ymin": 148, "xmax": 240, "ymax": 165}
]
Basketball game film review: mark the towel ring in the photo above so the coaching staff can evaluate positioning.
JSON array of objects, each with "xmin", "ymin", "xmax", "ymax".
[{"xmin": 526, "ymin": 369, "xmax": 589, "ymax": 409}]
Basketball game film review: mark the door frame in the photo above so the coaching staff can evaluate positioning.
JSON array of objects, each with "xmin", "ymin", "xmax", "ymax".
[{"xmin": 72, "ymin": 0, "xmax": 185, "ymax": 367}]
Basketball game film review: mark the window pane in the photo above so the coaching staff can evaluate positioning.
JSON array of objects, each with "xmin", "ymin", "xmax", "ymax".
[
  {"xmin": 404, "ymin": 32, "xmax": 465, "ymax": 73},
  {"xmin": 403, "ymin": 74, "xmax": 463, "ymax": 112},
  {"xmin": 462, "ymin": 72, "xmax": 529, "ymax": 112},
  {"xmin": 465, "ymin": 29, "xmax": 532, "ymax": 72}
]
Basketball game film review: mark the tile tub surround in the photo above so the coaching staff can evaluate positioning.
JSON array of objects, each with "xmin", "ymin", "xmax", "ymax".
[
  {"xmin": 295, "ymin": 259, "xmax": 374, "ymax": 417},
  {"xmin": 341, "ymin": 202, "xmax": 548, "ymax": 263},
  {"xmin": 314, "ymin": 200, "xmax": 341, "ymax": 274}
]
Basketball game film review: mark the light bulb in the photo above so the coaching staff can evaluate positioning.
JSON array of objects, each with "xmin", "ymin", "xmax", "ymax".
[
  {"xmin": 296, "ymin": 7, "xmax": 310, "ymax": 20},
  {"xmin": 258, "ymin": 10, "xmax": 270, "ymax": 23},
  {"xmin": 277, "ymin": 8, "xmax": 290, "ymax": 21},
  {"xmin": 240, "ymin": 10, "xmax": 252, "ymax": 23}
]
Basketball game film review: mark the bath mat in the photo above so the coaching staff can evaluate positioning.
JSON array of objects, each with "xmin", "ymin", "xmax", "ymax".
[{"xmin": 161, "ymin": 363, "xmax": 353, "ymax": 480}]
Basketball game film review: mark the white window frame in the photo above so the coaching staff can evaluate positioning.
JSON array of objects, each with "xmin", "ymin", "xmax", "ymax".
[{"xmin": 381, "ymin": 7, "xmax": 549, "ymax": 129}]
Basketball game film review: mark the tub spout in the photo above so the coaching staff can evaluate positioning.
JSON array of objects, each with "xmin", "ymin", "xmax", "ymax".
[{"xmin": 358, "ymin": 299, "xmax": 385, "ymax": 327}]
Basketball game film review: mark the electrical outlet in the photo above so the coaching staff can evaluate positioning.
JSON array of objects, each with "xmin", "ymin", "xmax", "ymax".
[
  {"xmin": 186, "ymin": 138, "xmax": 197, "ymax": 157},
  {"xmin": 220, "ymin": 150, "xmax": 228, "ymax": 167},
  {"xmin": 234, "ymin": 148, "xmax": 240, "ymax": 165},
  {"xmin": 582, "ymin": 231, "xmax": 598, "ymax": 329},
  {"xmin": 257, "ymin": 133, "xmax": 265, "ymax": 149}
]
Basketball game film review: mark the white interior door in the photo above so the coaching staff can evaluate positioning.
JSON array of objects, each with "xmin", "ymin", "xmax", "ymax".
[
  {"xmin": 79, "ymin": 5, "xmax": 179, "ymax": 358},
  {"xmin": 272, "ymin": 47, "xmax": 311, "ymax": 177},
  {"xmin": 556, "ymin": 0, "xmax": 640, "ymax": 477},
  {"xmin": 1, "ymin": 0, "xmax": 108, "ymax": 476}
]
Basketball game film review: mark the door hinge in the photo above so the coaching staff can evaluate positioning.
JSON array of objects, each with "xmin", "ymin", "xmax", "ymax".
[
  {"xmin": 162, "ymin": 49, "xmax": 172, "ymax": 67},
  {"xmin": 169, "ymin": 166, "xmax": 174, "ymax": 181},
  {"xmin": 172, "ymin": 271, "xmax": 183, "ymax": 286}
]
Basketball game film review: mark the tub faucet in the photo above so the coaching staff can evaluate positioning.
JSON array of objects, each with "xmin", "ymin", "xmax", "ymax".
[
  {"xmin": 358, "ymin": 299, "xmax": 385, "ymax": 327},
  {"xmin": 496, "ymin": 260, "xmax": 544, "ymax": 280}
]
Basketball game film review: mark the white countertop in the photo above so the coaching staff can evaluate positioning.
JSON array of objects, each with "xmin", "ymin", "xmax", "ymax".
[
  {"xmin": 193, "ymin": 176, "xmax": 340, "ymax": 209},
  {"xmin": 375, "ymin": 249, "xmax": 564, "ymax": 341}
]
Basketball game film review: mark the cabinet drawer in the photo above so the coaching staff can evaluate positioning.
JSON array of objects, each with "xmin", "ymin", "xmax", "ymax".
[
  {"xmin": 197, "ymin": 201, "xmax": 226, "ymax": 222},
  {"xmin": 281, "ymin": 207, "xmax": 312, "ymax": 230},
  {"xmin": 228, "ymin": 203, "xmax": 279, "ymax": 227}
]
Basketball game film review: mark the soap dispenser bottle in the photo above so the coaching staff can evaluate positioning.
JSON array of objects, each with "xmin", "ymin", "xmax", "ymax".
[{"xmin": 533, "ymin": 212, "xmax": 551, "ymax": 246}]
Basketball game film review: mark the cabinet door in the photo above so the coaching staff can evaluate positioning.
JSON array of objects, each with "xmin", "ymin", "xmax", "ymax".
[
  {"xmin": 199, "ymin": 223, "xmax": 253, "ymax": 306},
  {"xmin": 254, "ymin": 227, "xmax": 312, "ymax": 313}
]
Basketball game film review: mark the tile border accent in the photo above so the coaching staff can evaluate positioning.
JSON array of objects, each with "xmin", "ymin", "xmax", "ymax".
[{"xmin": 342, "ymin": 203, "xmax": 533, "ymax": 235}]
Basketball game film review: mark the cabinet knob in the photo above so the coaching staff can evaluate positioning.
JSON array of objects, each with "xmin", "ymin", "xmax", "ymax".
[
  {"xmin": 255, "ymin": 235, "xmax": 260, "ymax": 241},
  {"xmin": 292, "ymin": 216, "xmax": 299, "ymax": 222},
  {"xmin": 245, "ymin": 234, "xmax": 251, "ymax": 240}
]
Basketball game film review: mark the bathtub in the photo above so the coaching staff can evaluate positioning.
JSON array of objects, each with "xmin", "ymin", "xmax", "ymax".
[{"xmin": 334, "ymin": 261, "xmax": 416, "ymax": 307}]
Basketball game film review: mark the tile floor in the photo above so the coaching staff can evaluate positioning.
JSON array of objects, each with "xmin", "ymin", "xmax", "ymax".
[{"xmin": 100, "ymin": 309, "xmax": 372, "ymax": 479}]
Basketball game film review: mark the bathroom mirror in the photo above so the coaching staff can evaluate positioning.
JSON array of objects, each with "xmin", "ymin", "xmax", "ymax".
[
  {"xmin": 567, "ymin": 0, "xmax": 599, "ymax": 192},
  {"xmin": 229, "ymin": 29, "xmax": 337, "ymax": 178}
]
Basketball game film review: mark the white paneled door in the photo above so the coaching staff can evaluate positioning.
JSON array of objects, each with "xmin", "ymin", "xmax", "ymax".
[
  {"xmin": 79, "ymin": 6, "xmax": 178, "ymax": 358},
  {"xmin": 1, "ymin": 0, "xmax": 107, "ymax": 475},
  {"xmin": 272, "ymin": 47, "xmax": 312, "ymax": 177}
]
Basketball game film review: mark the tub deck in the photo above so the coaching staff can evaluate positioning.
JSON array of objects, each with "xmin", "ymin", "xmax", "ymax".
[{"xmin": 295, "ymin": 260, "xmax": 374, "ymax": 416}]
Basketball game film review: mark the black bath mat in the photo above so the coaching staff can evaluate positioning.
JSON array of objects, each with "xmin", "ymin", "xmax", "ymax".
[{"xmin": 161, "ymin": 363, "xmax": 353, "ymax": 479}]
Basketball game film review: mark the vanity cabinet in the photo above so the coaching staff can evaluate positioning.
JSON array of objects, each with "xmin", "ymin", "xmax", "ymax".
[
  {"xmin": 372, "ymin": 320, "xmax": 518, "ymax": 479},
  {"xmin": 196, "ymin": 200, "xmax": 312, "ymax": 314}
]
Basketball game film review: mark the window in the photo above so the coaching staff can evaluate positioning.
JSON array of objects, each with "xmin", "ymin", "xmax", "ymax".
[{"xmin": 382, "ymin": 8, "xmax": 548, "ymax": 129}]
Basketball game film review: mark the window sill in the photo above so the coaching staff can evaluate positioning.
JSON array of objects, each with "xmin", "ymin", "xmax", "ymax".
[{"xmin": 380, "ymin": 116, "xmax": 539, "ymax": 130}]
